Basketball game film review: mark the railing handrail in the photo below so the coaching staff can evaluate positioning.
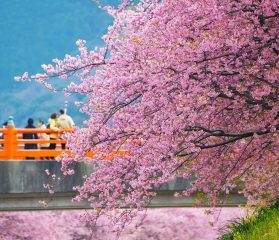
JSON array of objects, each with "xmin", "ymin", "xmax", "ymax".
[
  {"xmin": 15, "ymin": 139, "xmax": 67, "ymax": 144},
  {"xmin": 15, "ymin": 128, "xmax": 72, "ymax": 134},
  {"xmin": 0, "ymin": 128, "xmax": 73, "ymax": 134}
]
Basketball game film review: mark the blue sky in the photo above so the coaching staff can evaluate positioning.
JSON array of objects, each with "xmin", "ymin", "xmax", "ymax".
[{"xmin": 0, "ymin": 0, "xmax": 117, "ymax": 87}]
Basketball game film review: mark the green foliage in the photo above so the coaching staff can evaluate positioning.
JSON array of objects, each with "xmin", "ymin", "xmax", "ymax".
[{"xmin": 219, "ymin": 200, "xmax": 279, "ymax": 240}]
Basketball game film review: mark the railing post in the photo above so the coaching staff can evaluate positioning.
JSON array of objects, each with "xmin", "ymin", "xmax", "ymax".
[{"xmin": 6, "ymin": 116, "xmax": 15, "ymax": 160}]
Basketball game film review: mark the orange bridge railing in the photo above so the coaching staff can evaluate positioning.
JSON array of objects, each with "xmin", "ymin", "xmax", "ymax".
[
  {"xmin": 0, "ymin": 125, "xmax": 73, "ymax": 160},
  {"xmin": 0, "ymin": 116, "xmax": 126, "ymax": 160}
]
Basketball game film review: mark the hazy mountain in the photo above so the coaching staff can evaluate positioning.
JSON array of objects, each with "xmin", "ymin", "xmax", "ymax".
[{"xmin": 0, "ymin": 0, "xmax": 119, "ymax": 126}]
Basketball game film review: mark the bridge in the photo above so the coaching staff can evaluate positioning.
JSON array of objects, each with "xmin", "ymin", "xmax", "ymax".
[
  {"xmin": 0, "ymin": 117, "xmax": 246, "ymax": 211},
  {"xmin": 0, "ymin": 116, "xmax": 124, "ymax": 161},
  {"xmin": 0, "ymin": 117, "xmax": 71, "ymax": 160}
]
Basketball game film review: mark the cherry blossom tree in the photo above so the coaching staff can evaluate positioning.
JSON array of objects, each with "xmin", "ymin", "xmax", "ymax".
[
  {"xmin": 0, "ymin": 211, "xmax": 91, "ymax": 240},
  {"xmin": 16, "ymin": 0, "xmax": 278, "ymax": 236},
  {"xmin": 0, "ymin": 208, "xmax": 241, "ymax": 239}
]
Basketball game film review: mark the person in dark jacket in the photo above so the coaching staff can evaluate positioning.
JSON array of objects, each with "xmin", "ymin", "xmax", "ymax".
[
  {"xmin": 0, "ymin": 121, "xmax": 7, "ymax": 148},
  {"xmin": 23, "ymin": 118, "xmax": 38, "ymax": 159}
]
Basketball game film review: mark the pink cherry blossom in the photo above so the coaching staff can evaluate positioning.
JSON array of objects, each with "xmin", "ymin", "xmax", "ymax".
[{"xmin": 19, "ymin": 0, "xmax": 278, "ymax": 236}]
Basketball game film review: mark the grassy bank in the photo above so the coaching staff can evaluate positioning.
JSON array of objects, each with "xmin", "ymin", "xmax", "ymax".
[{"xmin": 219, "ymin": 200, "xmax": 279, "ymax": 240}]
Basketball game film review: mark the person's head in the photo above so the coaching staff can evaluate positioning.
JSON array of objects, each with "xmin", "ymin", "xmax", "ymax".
[
  {"xmin": 27, "ymin": 118, "xmax": 34, "ymax": 126},
  {"xmin": 50, "ymin": 113, "xmax": 57, "ymax": 119},
  {"xmin": 38, "ymin": 120, "xmax": 44, "ymax": 127},
  {"xmin": 59, "ymin": 109, "xmax": 65, "ymax": 115},
  {"xmin": 2, "ymin": 122, "xmax": 7, "ymax": 128}
]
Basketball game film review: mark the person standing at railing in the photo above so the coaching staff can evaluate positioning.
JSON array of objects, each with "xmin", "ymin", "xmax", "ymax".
[
  {"xmin": 0, "ymin": 121, "xmax": 7, "ymax": 148},
  {"xmin": 38, "ymin": 120, "xmax": 50, "ymax": 149},
  {"xmin": 48, "ymin": 113, "xmax": 60, "ymax": 158},
  {"xmin": 23, "ymin": 118, "xmax": 38, "ymax": 160},
  {"xmin": 57, "ymin": 109, "xmax": 74, "ymax": 150},
  {"xmin": 38, "ymin": 120, "xmax": 50, "ymax": 160}
]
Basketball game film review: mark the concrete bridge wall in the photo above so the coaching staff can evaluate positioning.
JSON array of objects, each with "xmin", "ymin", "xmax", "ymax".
[{"xmin": 0, "ymin": 161, "xmax": 246, "ymax": 210}]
